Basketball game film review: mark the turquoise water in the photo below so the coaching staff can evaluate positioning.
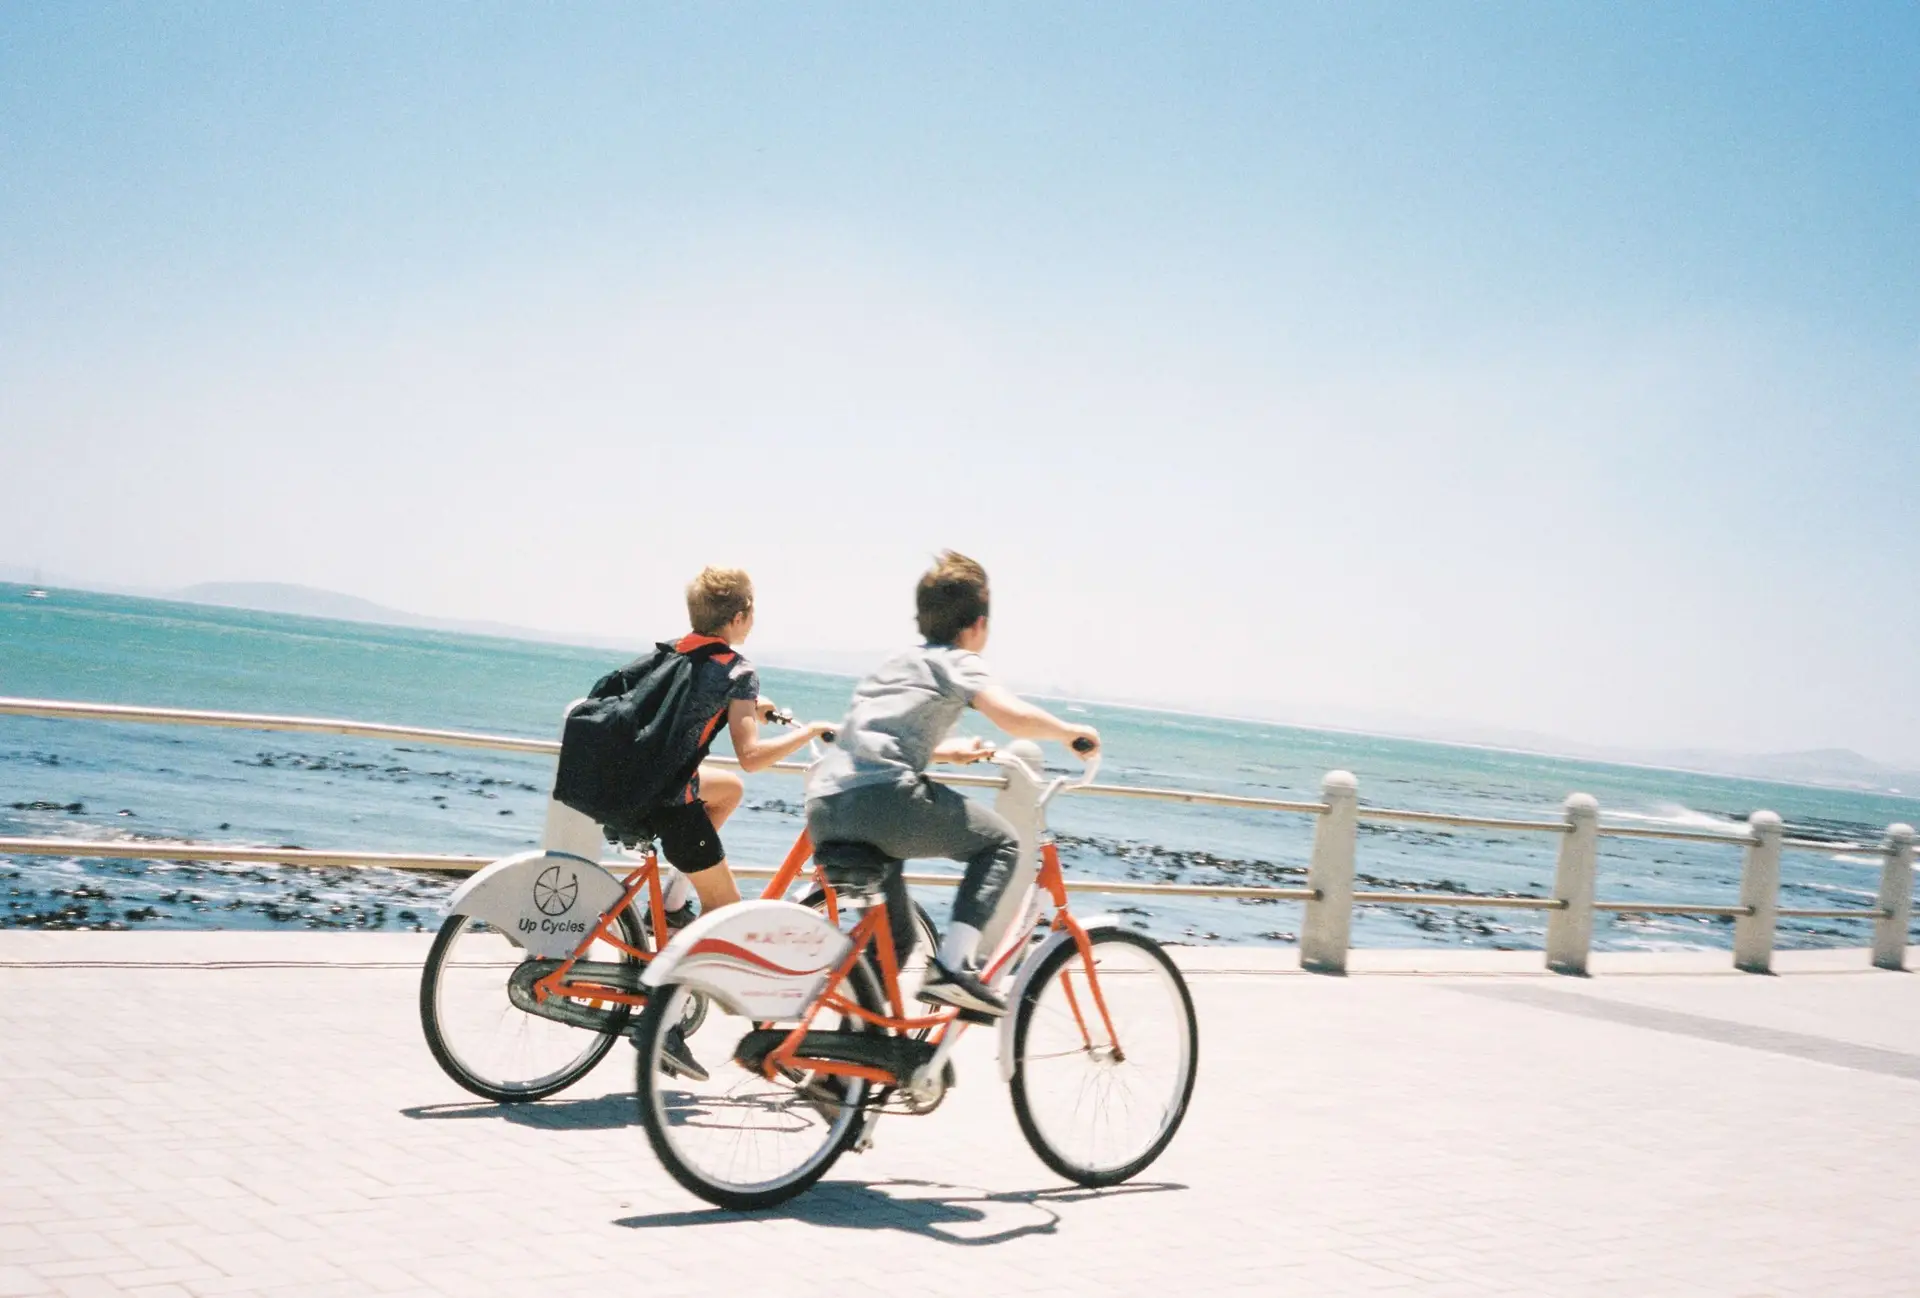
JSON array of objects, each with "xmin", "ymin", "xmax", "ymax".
[{"xmin": 3, "ymin": 583, "xmax": 1915, "ymax": 950}]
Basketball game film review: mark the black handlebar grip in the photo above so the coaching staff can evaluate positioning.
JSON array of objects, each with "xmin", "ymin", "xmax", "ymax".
[
  {"xmin": 820, "ymin": 728, "xmax": 837, "ymax": 743},
  {"xmin": 1071, "ymin": 736, "xmax": 1096, "ymax": 754}
]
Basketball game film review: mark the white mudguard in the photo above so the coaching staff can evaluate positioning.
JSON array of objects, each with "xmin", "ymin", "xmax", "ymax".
[
  {"xmin": 643, "ymin": 899, "xmax": 851, "ymax": 1021},
  {"xmin": 997, "ymin": 914, "xmax": 1125, "ymax": 1082},
  {"xmin": 446, "ymin": 850, "xmax": 629, "ymax": 959}
]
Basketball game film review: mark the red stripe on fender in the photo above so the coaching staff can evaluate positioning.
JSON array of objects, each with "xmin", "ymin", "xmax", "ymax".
[{"xmin": 684, "ymin": 937, "xmax": 832, "ymax": 978}]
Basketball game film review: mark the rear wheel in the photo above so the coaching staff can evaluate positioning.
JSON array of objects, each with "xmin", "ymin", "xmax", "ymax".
[
  {"xmin": 800, "ymin": 888, "xmax": 939, "ymax": 1015},
  {"xmin": 420, "ymin": 907, "xmax": 646, "ymax": 1103},
  {"xmin": 1010, "ymin": 928, "xmax": 1197, "ymax": 1186},
  {"xmin": 633, "ymin": 960, "xmax": 886, "ymax": 1210}
]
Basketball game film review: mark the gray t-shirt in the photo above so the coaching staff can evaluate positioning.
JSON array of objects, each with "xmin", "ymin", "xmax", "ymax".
[{"xmin": 806, "ymin": 644, "xmax": 996, "ymax": 799}]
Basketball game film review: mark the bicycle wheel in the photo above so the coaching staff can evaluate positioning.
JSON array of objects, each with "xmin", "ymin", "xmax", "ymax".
[
  {"xmin": 420, "ymin": 906, "xmax": 646, "ymax": 1103},
  {"xmin": 1009, "ymin": 928, "xmax": 1198, "ymax": 1186},
  {"xmin": 799, "ymin": 888, "xmax": 940, "ymax": 1004},
  {"xmin": 633, "ymin": 961, "xmax": 885, "ymax": 1210}
]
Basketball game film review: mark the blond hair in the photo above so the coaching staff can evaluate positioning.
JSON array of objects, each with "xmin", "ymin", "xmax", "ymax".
[
  {"xmin": 915, "ymin": 551, "xmax": 989, "ymax": 643},
  {"xmin": 686, "ymin": 566, "xmax": 754, "ymax": 636}
]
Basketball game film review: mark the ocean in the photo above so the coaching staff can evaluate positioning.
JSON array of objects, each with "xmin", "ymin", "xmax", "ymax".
[{"xmin": 3, "ymin": 584, "xmax": 1915, "ymax": 951}]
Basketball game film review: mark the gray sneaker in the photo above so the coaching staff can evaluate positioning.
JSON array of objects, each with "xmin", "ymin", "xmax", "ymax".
[
  {"xmin": 917, "ymin": 958, "xmax": 1007, "ymax": 1018},
  {"xmin": 657, "ymin": 1024, "xmax": 709, "ymax": 1082}
]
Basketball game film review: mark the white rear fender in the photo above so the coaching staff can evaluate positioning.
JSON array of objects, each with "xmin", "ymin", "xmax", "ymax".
[
  {"xmin": 643, "ymin": 899, "xmax": 851, "ymax": 1021},
  {"xmin": 996, "ymin": 915, "xmax": 1125, "ymax": 1083},
  {"xmin": 446, "ymin": 850, "xmax": 630, "ymax": 959}
]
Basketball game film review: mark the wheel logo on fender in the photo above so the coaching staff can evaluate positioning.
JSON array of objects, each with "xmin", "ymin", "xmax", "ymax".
[{"xmin": 533, "ymin": 865, "xmax": 579, "ymax": 917}]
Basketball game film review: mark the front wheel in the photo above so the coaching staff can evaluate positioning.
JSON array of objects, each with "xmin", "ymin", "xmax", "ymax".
[{"xmin": 1009, "ymin": 928, "xmax": 1198, "ymax": 1186}]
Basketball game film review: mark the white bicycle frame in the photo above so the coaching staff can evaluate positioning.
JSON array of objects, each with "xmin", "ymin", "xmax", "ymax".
[{"xmin": 890, "ymin": 740, "xmax": 1123, "ymax": 1092}]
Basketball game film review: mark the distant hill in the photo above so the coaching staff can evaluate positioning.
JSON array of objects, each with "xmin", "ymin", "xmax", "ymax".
[
  {"xmin": 13, "ymin": 575, "xmax": 1917, "ymax": 791},
  {"xmin": 175, "ymin": 582, "xmax": 419, "ymax": 625},
  {"xmin": 1643, "ymin": 746, "xmax": 1919, "ymax": 795},
  {"xmin": 168, "ymin": 582, "xmax": 630, "ymax": 650}
]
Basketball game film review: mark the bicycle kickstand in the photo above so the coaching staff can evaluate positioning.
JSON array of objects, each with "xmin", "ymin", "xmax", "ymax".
[{"xmin": 851, "ymin": 1110, "xmax": 884, "ymax": 1154}]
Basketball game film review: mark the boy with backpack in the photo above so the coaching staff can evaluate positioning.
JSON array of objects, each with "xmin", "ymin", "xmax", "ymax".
[
  {"xmin": 556, "ymin": 566, "xmax": 830, "ymax": 920},
  {"xmin": 554, "ymin": 566, "xmax": 831, "ymax": 1079},
  {"xmin": 804, "ymin": 551, "xmax": 1099, "ymax": 1017}
]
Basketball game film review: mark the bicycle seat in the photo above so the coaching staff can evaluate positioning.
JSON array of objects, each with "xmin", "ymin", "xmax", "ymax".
[{"xmin": 811, "ymin": 841, "xmax": 901, "ymax": 892}]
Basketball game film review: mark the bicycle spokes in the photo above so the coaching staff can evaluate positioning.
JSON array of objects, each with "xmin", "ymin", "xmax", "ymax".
[{"xmin": 1010, "ymin": 930, "xmax": 1197, "ymax": 1184}]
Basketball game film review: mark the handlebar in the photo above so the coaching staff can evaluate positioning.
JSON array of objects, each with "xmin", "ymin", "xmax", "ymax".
[
  {"xmin": 991, "ymin": 741, "xmax": 1101, "ymax": 807},
  {"xmin": 766, "ymin": 705, "xmax": 835, "ymax": 745}
]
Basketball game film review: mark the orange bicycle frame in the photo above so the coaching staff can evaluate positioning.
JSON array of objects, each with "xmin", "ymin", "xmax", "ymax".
[
  {"xmin": 529, "ymin": 827, "xmax": 840, "ymax": 1013},
  {"xmin": 759, "ymin": 837, "xmax": 1126, "ymax": 1085}
]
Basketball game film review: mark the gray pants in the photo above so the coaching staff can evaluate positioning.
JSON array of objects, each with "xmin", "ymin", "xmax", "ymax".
[{"xmin": 806, "ymin": 778, "xmax": 1022, "ymax": 944}]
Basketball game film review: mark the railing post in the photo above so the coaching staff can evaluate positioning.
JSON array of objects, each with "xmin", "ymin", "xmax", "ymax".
[
  {"xmin": 1301, "ymin": 770, "xmax": 1357, "ymax": 975},
  {"xmin": 1545, "ymin": 793, "xmax": 1600, "ymax": 975},
  {"xmin": 1733, "ymin": 810, "xmax": 1782, "ymax": 973},
  {"xmin": 1872, "ymin": 823, "xmax": 1915, "ymax": 971}
]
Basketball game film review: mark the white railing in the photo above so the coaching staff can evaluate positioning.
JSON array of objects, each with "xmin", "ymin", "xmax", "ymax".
[{"xmin": 1, "ymin": 696, "xmax": 1913, "ymax": 974}]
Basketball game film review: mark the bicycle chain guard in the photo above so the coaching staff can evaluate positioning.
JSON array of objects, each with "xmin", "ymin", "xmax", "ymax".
[{"xmin": 506, "ymin": 958, "xmax": 644, "ymax": 1033}]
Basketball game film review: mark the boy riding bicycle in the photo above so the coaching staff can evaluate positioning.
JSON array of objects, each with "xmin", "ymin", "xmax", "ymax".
[
  {"xmin": 600, "ymin": 567, "xmax": 828, "ymax": 1078},
  {"xmin": 644, "ymin": 566, "xmax": 832, "ymax": 920},
  {"xmin": 804, "ymin": 551, "xmax": 1099, "ymax": 1017}
]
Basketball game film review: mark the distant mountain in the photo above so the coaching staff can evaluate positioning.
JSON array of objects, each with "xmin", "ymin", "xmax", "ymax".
[
  {"xmin": 175, "ymin": 582, "xmax": 418, "ymax": 625},
  {"xmin": 14, "ymin": 575, "xmax": 1918, "ymax": 790},
  {"xmin": 1642, "ymin": 746, "xmax": 1920, "ymax": 795},
  {"xmin": 168, "ymin": 582, "xmax": 632, "ymax": 650},
  {"xmin": 167, "ymin": 582, "xmax": 866, "ymax": 678}
]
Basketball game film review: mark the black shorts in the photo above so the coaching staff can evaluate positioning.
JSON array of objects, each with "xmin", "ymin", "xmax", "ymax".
[{"xmin": 649, "ymin": 799, "xmax": 727, "ymax": 873}]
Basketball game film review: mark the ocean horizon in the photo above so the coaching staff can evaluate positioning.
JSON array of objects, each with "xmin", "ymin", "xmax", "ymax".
[{"xmin": 4, "ymin": 582, "xmax": 1915, "ymax": 952}]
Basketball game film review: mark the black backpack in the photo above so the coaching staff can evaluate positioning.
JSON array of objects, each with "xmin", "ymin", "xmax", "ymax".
[{"xmin": 550, "ymin": 640, "xmax": 735, "ymax": 837}]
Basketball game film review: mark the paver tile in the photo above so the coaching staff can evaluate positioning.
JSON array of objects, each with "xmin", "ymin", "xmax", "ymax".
[{"xmin": 4, "ymin": 941, "xmax": 1919, "ymax": 1297}]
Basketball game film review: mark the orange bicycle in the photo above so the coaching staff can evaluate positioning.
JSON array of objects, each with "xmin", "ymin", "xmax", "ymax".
[
  {"xmin": 418, "ymin": 718, "xmax": 937, "ymax": 1103},
  {"xmin": 629, "ymin": 742, "xmax": 1199, "ymax": 1209}
]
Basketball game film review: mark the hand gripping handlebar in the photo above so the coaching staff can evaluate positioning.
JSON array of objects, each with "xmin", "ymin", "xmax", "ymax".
[{"xmin": 765, "ymin": 706, "xmax": 835, "ymax": 746}]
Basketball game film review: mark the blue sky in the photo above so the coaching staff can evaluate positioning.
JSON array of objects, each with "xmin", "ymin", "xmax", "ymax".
[{"xmin": 3, "ymin": 3, "xmax": 1916, "ymax": 761}]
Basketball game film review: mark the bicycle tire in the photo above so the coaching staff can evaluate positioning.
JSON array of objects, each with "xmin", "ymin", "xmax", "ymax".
[
  {"xmin": 420, "ymin": 905, "xmax": 647, "ymax": 1104},
  {"xmin": 1009, "ymin": 927, "xmax": 1198, "ymax": 1186},
  {"xmin": 633, "ymin": 958, "xmax": 887, "ymax": 1211},
  {"xmin": 798, "ymin": 888, "xmax": 940, "ymax": 975}
]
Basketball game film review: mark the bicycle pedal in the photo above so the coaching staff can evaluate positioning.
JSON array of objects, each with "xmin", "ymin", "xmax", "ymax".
[{"xmin": 955, "ymin": 1007, "xmax": 998, "ymax": 1026}]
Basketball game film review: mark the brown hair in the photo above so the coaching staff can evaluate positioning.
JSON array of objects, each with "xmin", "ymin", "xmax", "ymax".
[
  {"xmin": 686, "ymin": 566, "xmax": 754, "ymax": 636},
  {"xmin": 916, "ymin": 551, "xmax": 989, "ymax": 644}
]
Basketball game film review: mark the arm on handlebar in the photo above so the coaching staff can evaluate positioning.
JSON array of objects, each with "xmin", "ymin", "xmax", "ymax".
[
  {"xmin": 970, "ymin": 685, "xmax": 1100, "ymax": 757},
  {"xmin": 727, "ymin": 699, "xmax": 833, "ymax": 771}
]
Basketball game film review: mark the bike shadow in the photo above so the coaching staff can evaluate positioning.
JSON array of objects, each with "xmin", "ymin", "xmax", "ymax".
[
  {"xmin": 614, "ymin": 1177, "xmax": 1185, "ymax": 1247},
  {"xmin": 399, "ymin": 1092, "xmax": 637, "ymax": 1130}
]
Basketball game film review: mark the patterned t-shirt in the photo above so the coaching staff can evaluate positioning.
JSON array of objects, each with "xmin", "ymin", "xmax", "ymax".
[{"xmin": 670, "ymin": 633, "xmax": 759, "ymax": 803}]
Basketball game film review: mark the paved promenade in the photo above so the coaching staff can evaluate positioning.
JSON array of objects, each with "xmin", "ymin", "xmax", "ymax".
[{"xmin": 3, "ymin": 934, "xmax": 1917, "ymax": 1298}]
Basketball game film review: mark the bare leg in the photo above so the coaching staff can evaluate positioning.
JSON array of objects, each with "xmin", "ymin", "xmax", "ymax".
[
  {"xmin": 674, "ymin": 766, "xmax": 747, "ymax": 915},
  {"xmin": 698, "ymin": 764, "xmax": 744, "ymax": 828},
  {"xmin": 689, "ymin": 862, "xmax": 742, "ymax": 914}
]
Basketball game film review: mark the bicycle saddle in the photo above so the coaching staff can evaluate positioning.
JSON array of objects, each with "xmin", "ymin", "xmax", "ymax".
[{"xmin": 811, "ymin": 840, "xmax": 901, "ymax": 891}]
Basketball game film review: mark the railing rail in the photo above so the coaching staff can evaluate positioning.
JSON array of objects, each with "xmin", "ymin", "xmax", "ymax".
[
  {"xmin": 2, "ymin": 695, "xmax": 1913, "ymax": 974},
  {"xmin": 0, "ymin": 835, "xmax": 1318, "ymax": 901}
]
